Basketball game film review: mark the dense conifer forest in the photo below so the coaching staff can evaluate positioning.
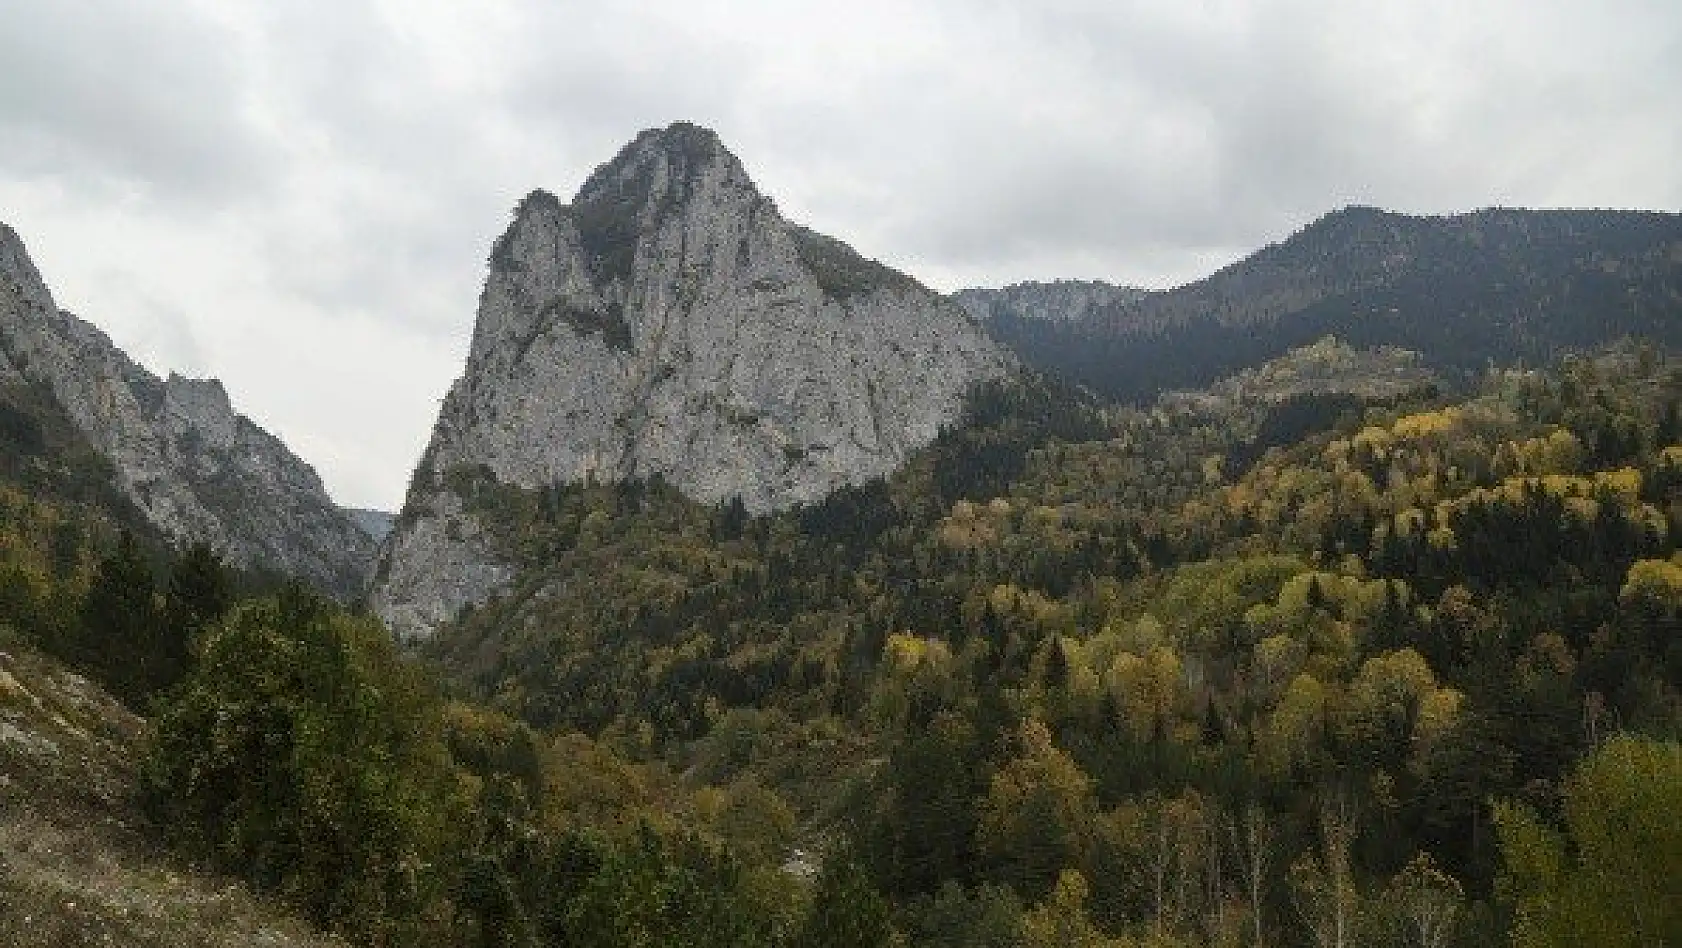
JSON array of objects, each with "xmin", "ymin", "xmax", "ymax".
[
  {"xmin": 3, "ymin": 343, "xmax": 1680, "ymax": 946},
  {"xmin": 988, "ymin": 208, "xmax": 1682, "ymax": 402}
]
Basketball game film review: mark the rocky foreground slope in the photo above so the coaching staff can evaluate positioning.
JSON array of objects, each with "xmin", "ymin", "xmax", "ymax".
[
  {"xmin": 0, "ymin": 224, "xmax": 376, "ymax": 598},
  {"xmin": 373, "ymin": 122, "xmax": 1009, "ymax": 640},
  {"xmin": 0, "ymin": 642, "xmax": 338, "ymax": 947}
]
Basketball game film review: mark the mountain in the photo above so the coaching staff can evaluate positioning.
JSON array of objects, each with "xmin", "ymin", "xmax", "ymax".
[
  {"xmin": 988, "ymin": 206, "xmax": 1682, "ymax": 401},
  {"xmin": 0, "ymin": 223, "xmax": 377, "ymax": 598},
  {"xmin": 951, "ymin": 279, "xmax": 1148, "ymax": 324},
  {"xmin": 345, "ymin": 506, "xmax": 396, "ymax": 544},
  {"xmin": 373, "ymin": 122, "xmax": 1009, "ymax": 640}
]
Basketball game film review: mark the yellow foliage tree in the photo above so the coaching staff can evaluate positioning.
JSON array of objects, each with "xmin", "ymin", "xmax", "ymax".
[
  {"xmin": 1495, "ymin": 735, "xmax": 1682, "ymax": 948},
  {"xmin": 1022, "ymin": 870, "xmax": 1132, "ymax": 948},
  {"xmin": 978, "ymin": 720, "xmax": 1098, "ymax": 899}
]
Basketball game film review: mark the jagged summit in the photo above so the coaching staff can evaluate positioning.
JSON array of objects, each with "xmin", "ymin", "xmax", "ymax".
[
  {"xmin": 575, "ymin": 121, "xmax": 740, "ymax": 206},
  {"xmin": 501, "ymin": 123, "xmax": 759, "ymax": 293},
  {"xmin": 471, "ymin": 124, "xmax": 775, "ymax": 370},
  {"xmin": 373, "ymin": 123, "xmax": 1010, "ymax": 639}
]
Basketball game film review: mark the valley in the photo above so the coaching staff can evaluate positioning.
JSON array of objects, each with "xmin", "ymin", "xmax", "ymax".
[{"xmin": 1, "ymin": 124, "xmax": 1679, "ymax": 947}]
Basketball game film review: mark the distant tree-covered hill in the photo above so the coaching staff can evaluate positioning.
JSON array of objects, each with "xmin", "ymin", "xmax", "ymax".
[{"xmin": 984, "ymin": 206, "xmax": 1682, "ymax": 401}]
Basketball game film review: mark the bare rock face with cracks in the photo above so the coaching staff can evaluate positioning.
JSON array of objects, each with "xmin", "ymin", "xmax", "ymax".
[
  {"xmin": 0, "ymin": 223, "xmax": 376, "ymax": 598},
  {"xmin": 373, "ymin": 122, "xmax": 1010, "ymax": 640}
]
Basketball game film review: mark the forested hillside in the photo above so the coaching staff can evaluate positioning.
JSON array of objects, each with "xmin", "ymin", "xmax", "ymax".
[
  {"xmin": 987, "ymin": 207, "xmax": 1682, "ymax": 401},
  {"xmin": 406, "ymin": 343, "xmax": 1680, "ymax": 945},
  {"xmin": 4, "ymin": 344, "xmax": 1679, "ymax": 946},
  {"xmin": 0, "ymin": 377, "xmax": 171, "ymax": 654}
]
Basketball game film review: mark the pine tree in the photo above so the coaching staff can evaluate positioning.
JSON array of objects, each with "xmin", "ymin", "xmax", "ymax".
[
  {"xmin": 71, "ymin": 530, "xmax": 164, "ymax": 707},
  {"xmin": 153, "ymin": 542, "xmax": 232, "ymax": 694},
  {"xmin": 1044, "ymin": 637, "xmax": 1071, "ymax": 690}
]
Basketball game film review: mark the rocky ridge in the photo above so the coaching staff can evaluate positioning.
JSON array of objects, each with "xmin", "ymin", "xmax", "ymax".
[
  {"xmin": 952, "ymin": 279, "xmax": 1148, "ymax": 324},
  {"xmin": 0, "ymin": 223, "xmax": 376, "ymax": 598},
  {"xmin": 373, "ymin": 122, "xmax": 1010, "ymax": 640}
]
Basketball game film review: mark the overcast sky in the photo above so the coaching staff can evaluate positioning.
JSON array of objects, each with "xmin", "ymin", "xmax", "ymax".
[{"xmin": 2, "ymin": 1, "xmax": 1679, "ymax": 510}]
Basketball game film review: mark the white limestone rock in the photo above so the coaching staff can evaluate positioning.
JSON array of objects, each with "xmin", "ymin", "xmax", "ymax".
[
  {"xmin": 373, "ymin": 122, "xmax": 1011, "ymax": 640},
  {"xmin": 370, "ymin": 489, "xmax": 511, "ymax": 641},
  {"xmin": 0, "ymin": 222, "xmax": 377, "ymax": 597}
]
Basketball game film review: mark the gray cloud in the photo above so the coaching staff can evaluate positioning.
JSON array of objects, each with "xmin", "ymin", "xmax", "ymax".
[
  {"xmin": 2, "ymin": 0, "xmax": 1679, "ymax": 508},
  {"xmin": 0, "ymin": 1, "xmax": 272, "ymax": 199}
]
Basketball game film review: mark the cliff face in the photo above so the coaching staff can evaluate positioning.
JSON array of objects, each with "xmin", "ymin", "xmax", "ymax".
[
  {"xmin": 0, "ymin": 223, "xmax": 377, "ymax": 598},
  {"xmin": 373, "ymin": 122, "xmax": 1010, "ymax": 640}
]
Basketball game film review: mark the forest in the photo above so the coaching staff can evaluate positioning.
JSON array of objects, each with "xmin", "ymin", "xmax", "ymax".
[
  {"xmin": 988, "ymin": 208, "xmax": 1682, "ymax": 402},
  {"xmin": 1, "ymin": 342, "xmax": 1679, "ymax": 946}
]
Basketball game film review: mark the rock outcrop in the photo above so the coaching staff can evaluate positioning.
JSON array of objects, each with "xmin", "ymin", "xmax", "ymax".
[
  {"xmin": 0, "ymin": 222, "xmax": 377, "ymax": 598},
  {"xmin": 374, "ymin": 122, "xmax": 1009, "ymax": 640}
]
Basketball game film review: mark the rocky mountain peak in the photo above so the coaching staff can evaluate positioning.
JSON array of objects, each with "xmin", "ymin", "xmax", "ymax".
[
  {"xmin": 570, "ymin": 122, "xmax": 758, "ymax": 290},
  {"xmin": 576, "ymin": 121, "xmax": 740, "ymax": 207},
  {"xmin": 0, "ymin": 223, "xmax": 54, "ymax": 317},
  {"xmin": 374, "ymin": 123, "xmax": 1011, "ymax": 639}
]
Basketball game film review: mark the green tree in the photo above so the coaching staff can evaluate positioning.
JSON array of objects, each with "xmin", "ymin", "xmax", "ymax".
[
  {"xmin": 1414, "ymin": 712, "xmax": 1515, "ymax": 888},
  {"xmin": 162, "ymin": 542, "xmax": 232, "ymax": 641},
  {"xmin": 898, "ymin": 882, "xmax": 1024, "ymax": 948},
  {"xmin": 455, "ymin": 774, "xmax": 539, "ymax": 948},
  {"xmin": 1021, "ymin": 870, "xmax": 1135, "ymax": 948},
  {"xmin": 978, "ymin": 720, "xmax": 1098, "ymax": 901},
  {"xmin": 563, "ymin": 827, "xmax": 785, "ymax": 948},
  {"xmin": 715, "ymin": 778, "xmax": 797, "ymax": 865},
  {"xmin": 141, "ymin": 588, "xmax": 461, "ymax": 941},
  {"xmin": 1494, "ymin": 734, "xmax": 1682, "ymax": 948},
  {"xmin": 70, "ymin": 530, "xmax": 165, "ymax": 707},
  {"xmin": 870, "ymin": 712, "xmax": 984, "ymax": 894}
]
